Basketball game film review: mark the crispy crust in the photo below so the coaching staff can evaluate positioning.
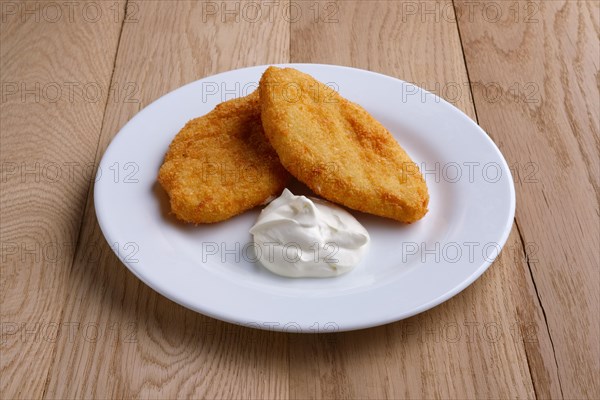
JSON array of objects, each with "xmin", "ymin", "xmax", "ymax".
[
  {"xmin": 158, "ymin": 91, "xmax": 289, "ymax": 223},
  {"xmin": 259, "ymin": 67, "xmax": 429, "ymax": 223}
]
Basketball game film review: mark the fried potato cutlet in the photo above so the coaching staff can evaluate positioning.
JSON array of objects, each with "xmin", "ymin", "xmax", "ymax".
[
  {"xmin": 158, "ymin": 91, "xmax": 289, "ymax": 223},
  {"xmin": 259, "ymin": 67, "xmax": 429, "ymax": 223}
]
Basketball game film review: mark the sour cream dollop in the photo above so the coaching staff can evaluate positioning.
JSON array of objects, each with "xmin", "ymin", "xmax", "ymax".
[{"xmin": 249, "ymin": 189, "xmax": 370, "ymax": 278}]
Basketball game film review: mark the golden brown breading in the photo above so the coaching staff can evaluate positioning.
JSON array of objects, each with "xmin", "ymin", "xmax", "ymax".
[
  {"xmin": 259, "ymin": 67, "xmax": 429, "ymax": 223},
  {"xmin": 158, "ymin": 91, "xmax": 289, "ymax": 223}
]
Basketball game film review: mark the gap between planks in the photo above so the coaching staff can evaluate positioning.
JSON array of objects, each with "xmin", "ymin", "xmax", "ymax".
[
  {"xmin": 39, "ymin": 2, "xmax": 130, "ymax": 399},
  {"xmin": 450, "ymin": 0, "xmax": 557, "ymax": 397}
]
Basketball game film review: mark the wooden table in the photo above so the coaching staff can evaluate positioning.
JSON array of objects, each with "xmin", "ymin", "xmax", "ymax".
[{"xmin": 1, "ymin": 1, "xmax": 598, "ymax": 398}]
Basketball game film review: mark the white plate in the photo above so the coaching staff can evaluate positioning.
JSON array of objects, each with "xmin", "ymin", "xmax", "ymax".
[{"xmin": 95, "ymin": 64, "xmax": 515, "ymax": 333}]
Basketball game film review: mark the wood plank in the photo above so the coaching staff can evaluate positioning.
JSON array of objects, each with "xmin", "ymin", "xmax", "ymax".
[
  {"xmin": 42, "ymin": 1, "xmax": 290, "ymax": 398},
  {"xmin": 289, "ymin": 1, "xmax": 557, "ymax": 398},
  {"xmin": 455, "ymin": 1, "xmax": 600, "ymax": 398},
  {"xmin": 0, "ymin": 2, "xmax": 125, "ymax": 398}
]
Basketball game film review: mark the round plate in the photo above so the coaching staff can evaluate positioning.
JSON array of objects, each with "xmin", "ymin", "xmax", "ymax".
[{"xmin": 95, "ymin": 64, "xmax": 515, "ymax": 332}]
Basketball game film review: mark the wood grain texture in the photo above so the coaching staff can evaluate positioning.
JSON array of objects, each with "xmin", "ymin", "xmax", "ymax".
[
  {"xmin": 2, "ymin": 0, "xmax": 597, "ymax": 398},
  {"xmin": 41, "ymin": 1, "xmax": 290, "ymax": 398},
  {"xmin": 455, "ymin": 1, "xmax": 600, "ymax": 398},
  {"xmin": 0, "ymin": 2, "xmax": 125, "ymax": 398},
  {"xmin": 289, "ymin": 1, "xmax": 547, "ymax": 398}
]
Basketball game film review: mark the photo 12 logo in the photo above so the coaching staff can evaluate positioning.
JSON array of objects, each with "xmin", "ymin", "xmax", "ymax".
[
  {"xmin": 1, "ymin": 81, "xmax": 140, "ymax": 104},
  {"xmin": 1, "ymin": 1, "xmax": 140, "ymax": 24},
  {"xmin": 200, "ymin": 1, "xmax": 339, "ymax": 23},
  {"xmin": 405, "ymin": 161, "xmax": 539, "ymax": 185},
  {"xmin": 201, "ymin": 241, "xmax": 339, "ymax": 264},
  {"xmin": 0, "ymin": 321, "xmax": 137, "ymax": 344},
  {"xmin": 401, "ymin": 81, "xmax": 540, "ymax": 105},
  {"xmin": 0, "ymin": 161, "xmax": 140, "ymax": 184},
  {"xmin": 0, "ymin": 240, "xmax": 139, "ymax": 265},
  {"xmin": 200, "ymin": 80, "xmax": 340, "ymax": 103},
  {"xmin": 244, "ymin": 321, "xmax": 340, "ymax": 333},
  {"xmin": 398, "ymin": 320, "xmax": 539, "ymax": 344},
  {"xmin": 399, "ymin": 1, "xmax": 540, "ymax": 24},
  {"xmin": 401, "ymin": 241, "xmax": 538, "ymax": 265}
]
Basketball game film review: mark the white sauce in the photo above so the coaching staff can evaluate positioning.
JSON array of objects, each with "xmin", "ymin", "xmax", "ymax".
[{"xmin": 249, "ymin": 189, "xmax": 370, "ymax": 278}]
